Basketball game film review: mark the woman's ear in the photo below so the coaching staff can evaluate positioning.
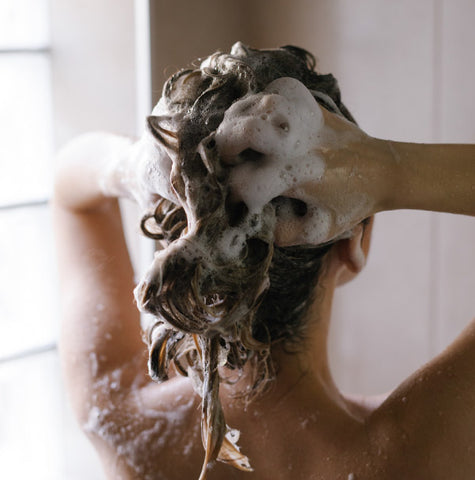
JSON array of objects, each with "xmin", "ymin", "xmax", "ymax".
[{"xmin": 334, "ymin": 217, "xmax": 374, "ymax": 286}]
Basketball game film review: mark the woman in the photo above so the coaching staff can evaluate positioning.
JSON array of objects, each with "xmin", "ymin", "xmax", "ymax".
[{"xmin": 54, "ymin": 43, "xmax": 475, "ymax": 479}]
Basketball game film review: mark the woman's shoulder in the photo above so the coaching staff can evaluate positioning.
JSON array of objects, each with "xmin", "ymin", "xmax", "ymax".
[
  {"xmin": 367, "ymin": 318, "xmax": 475, "ymax": 477},
  {"xmin": 86, "ymin": 373, "xmax": 205, "ymax": 479}
]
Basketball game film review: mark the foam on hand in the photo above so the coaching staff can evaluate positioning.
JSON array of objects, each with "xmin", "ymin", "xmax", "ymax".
[
  {"xmin": 101, "ymin": 95, "xmax": 181, "ymax": 210},
  {"xmin": 215, "ymin": 76, "xmax": 374, "ymax": 245},
  {"xmin": 133, "ymin": 131, "xmax": 178, "ymax": 206}
]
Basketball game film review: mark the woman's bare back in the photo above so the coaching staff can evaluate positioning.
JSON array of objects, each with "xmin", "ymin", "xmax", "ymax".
[{"xmin": 83, "ymin": 318, "xmax": 475, "ymax": 480}]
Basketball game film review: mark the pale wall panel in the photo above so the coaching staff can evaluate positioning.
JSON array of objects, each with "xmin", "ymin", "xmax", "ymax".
[
  {"xmin": 243, "ymin": 0, "xmax": 437, "ymax": 142},
  {"xmin": 440, "ymin": 0, "xmax": 475, "ymax": 143},
  {"xmin": 435, "ymin": 215, "xmax": 475, "ymax": 350},
  {"xmin": 434, "ymin": 0, "xmax": 475, "ymax": 353},
  {"xmin": 330, "ymin": 211, "xmax": 433, "ymax": 394},
  {"xmin": 327, "ymin": 0, "xmax": 436, "ymax": 142}
]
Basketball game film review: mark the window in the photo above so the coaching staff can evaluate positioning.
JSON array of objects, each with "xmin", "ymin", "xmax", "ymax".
[
  {"xmin": 0, "ymin": 1, "xmax": 146, "ymax": 478},
  {"xmin": 0, "ymin": 0, "xmax": 58, "ymax": 361},
  {"xmin": 0, "ymin": 1, "xmax": 66, "ymax": 478}
]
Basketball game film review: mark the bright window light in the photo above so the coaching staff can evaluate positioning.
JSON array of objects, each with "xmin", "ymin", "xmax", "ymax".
[
  {"xmin": 0, "ymin": 54, "xmax": 54, "ymax": 206},
  {"xmin": 0, "ymin": 0, "xmax": 50, "ymax": 50},
  {"xmin": 0, "ymin": 0, "xmax": 55, "ymax": 359}
]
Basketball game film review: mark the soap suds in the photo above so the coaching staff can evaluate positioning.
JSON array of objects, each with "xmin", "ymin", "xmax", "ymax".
[
  {"xmin": 216, "ymin": 77, "xmax": 325, "ymax": 215},
  {"xmin": 215, "ymin": 75, "xmax": 373, "ymax": 245},
  {"xmin": 100, "ymin": 121, "xmax": 179, "ymax": 209},
  {"xmin": 89, "ymin": 352, "xmax": 99, "ymax": 378},
  {"xmin": 84, "ymin": 365, "xmax": 196, "ymax": 479}
]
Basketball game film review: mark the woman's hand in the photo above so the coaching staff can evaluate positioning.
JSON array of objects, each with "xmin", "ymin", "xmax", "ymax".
[
  {"xmin": 215, "ymin": 77, "xmax": 389, "ymax": 246},
  {"xmin": 54, "ymin": 130, "xmax": 177, "ymax": 212}
]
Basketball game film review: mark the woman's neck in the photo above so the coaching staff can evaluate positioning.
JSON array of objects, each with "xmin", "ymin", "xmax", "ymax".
[{"xmin": 223, "ymin": 276, "xmax": 353, "ymax": 418}]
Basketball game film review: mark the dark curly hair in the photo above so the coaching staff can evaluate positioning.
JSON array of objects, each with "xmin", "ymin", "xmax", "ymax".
[{"xmin": 134, "ymin": 42, "xmax": 356, "ymax": 479}]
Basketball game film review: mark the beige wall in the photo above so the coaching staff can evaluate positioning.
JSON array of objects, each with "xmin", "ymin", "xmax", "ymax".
[
  {"xmin": 149, "ymin": 0, "xmax": 249, "ymax": 105},
  {"xmin": 149, "ymin": 0, "xmax": 475, "ymax": 395}
]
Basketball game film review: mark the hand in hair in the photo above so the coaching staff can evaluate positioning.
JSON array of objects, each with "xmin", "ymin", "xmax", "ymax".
[
  {"xmin": 216, "ymin": 77, "xmax": 475, "ymax": 246},
  {"xmin": 215, "ymin": 76, "xmax": 383, "ymax": 246},
  {"xmin": 54, "ymin": 129, "xmax": 177, "ymax": 212}
]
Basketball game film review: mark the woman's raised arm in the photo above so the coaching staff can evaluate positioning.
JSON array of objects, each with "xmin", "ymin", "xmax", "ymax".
[
  {"xmin": 379, "ymin": 140, "xmax": 475, "ymax": 216},
  {"xmin": 53, "ymin": 132, "xmax": 203, "ymax": 479},
  {"xmin": 53, "ymin": 133, "xmax": 147, "ymax": 421}
]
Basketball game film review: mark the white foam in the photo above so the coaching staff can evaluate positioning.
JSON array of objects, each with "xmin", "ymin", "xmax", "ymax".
[
  {"xmin": 216, "ymin": 77, "xmax": 325, "ymax": 215},
  {"xmin": 150, "ymin": 96, "xmax": 169, "ymax": 117},
  {"xmin": 216, "ymin": 227, "xmax": 247, "ymax": 261},
  {"xmin": 98, "ymin": 128, "xmax": 177, "ymax": 209},
  {"xmin": 83, "ymin": 363, "xmax": 196, "ymax": 479},
  {"xmin": 89, "ymin": 352, "xmax": 99, "ymax": 378},
  {"xmin": 129, "ymin": 131, "xmax": 178, "ymax": 206},
  {"xmin": 299, "ymin": 204, "xmax": 332, "ymax": 245}
]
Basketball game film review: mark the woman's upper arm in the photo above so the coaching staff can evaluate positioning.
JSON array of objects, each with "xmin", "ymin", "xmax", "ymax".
[
  {"xmin": 54, "ymin": 200, "xmax": 148, "ymax": 411},
  {"xmin": 53, "ymin": 135, "xmax": 148, "ymax": 421}
]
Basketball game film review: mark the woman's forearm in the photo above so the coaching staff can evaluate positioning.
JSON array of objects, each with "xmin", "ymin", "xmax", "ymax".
[
  {"xmin": 377, "ymin": 139, "xmax": 475, "ymax": 216},
  {"xmin": 54, "ymin": 133, "xmax": 134, "ymax": 211}
]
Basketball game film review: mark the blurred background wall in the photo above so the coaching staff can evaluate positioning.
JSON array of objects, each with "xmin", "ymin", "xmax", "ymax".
[{"xmin": 1, "ymin": 1, "xmax": 473, "ymax": 478}]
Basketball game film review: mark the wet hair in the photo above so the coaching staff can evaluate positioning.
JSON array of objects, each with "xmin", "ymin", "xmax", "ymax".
[{"xmin": 135, "ymin": 42, "xmax": 356, "ymax": 479}]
